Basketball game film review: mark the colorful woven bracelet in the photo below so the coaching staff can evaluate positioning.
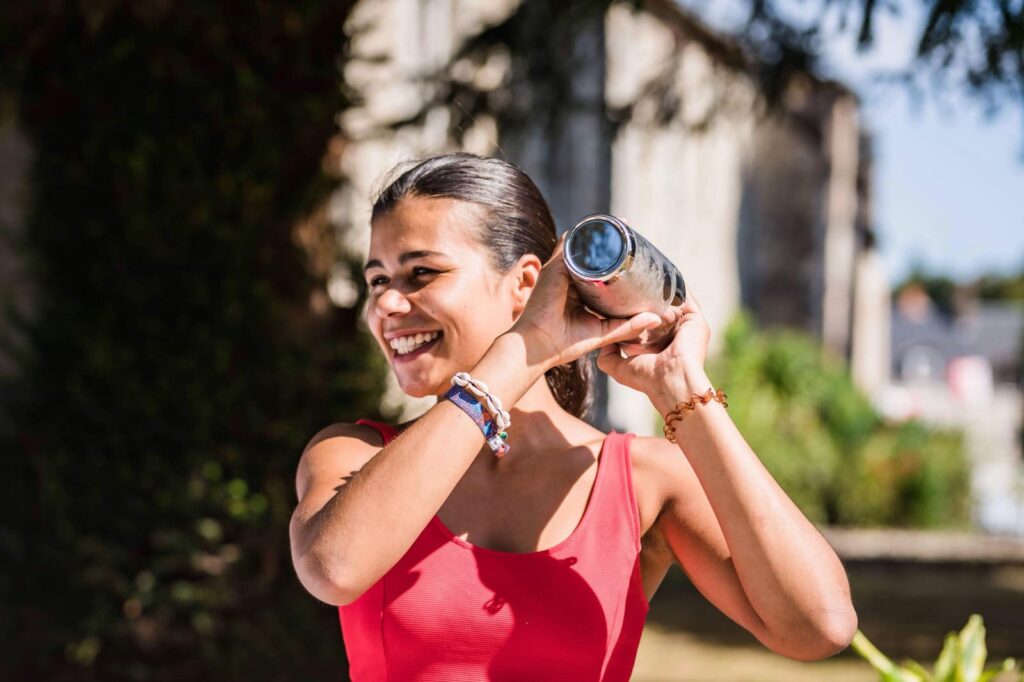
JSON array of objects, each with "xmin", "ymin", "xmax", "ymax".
[
  {"xmin": 444, "ymin": 384, "xmax": 510, "ymax": 457},
  {"xmin": 450, "ymin": 372, "xmax": 510, "ymax": 431}
]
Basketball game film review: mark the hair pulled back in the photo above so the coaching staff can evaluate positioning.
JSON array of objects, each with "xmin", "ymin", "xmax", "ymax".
[{"xmin": 371, "ymin": 152, "xmax": 594, "ymax": 419}]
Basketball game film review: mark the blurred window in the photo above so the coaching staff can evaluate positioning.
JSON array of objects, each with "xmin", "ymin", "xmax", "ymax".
[{"xmin": 900, "ymin": 345, "xmax": 944, "ymax": 382}]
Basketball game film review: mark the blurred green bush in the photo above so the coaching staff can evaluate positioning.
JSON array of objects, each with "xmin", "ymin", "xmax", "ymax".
[
  {"xmin": 0, "ymin": 2, "xmax": 389, "ymax": 680},
  {"xmin": 690, "ymin": 313, "xmax": 972, "ymax": 528}
]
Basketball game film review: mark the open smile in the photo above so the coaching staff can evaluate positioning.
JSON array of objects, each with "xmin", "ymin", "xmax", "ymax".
[{"xmin": 385, "ymin": 329, "xmax": 442, "ymax": 360}]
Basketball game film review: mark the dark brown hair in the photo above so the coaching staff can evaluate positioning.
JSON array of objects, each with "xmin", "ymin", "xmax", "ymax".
[{"xmin": 371, "ymin": 152, "xmax": 594, "ymax": 419}]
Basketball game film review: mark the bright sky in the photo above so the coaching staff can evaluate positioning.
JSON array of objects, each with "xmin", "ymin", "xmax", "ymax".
[{"xmin": 678, "ymin": 0, "xmax": 1024, "ymax": 285}]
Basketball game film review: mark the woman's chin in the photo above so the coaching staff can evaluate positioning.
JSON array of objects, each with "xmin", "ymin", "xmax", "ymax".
[{"xmin": 394, "ymin": 375, "xmax": 444, "ymax": 399}]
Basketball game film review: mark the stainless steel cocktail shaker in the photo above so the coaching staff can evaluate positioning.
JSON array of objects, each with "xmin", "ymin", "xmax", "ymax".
[{"xmin": 562, "ymin": 214, "xmax": 686, "ymax": 353}]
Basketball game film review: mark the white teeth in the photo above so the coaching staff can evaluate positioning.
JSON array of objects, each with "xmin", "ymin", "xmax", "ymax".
[{"xmin": 389, "ymin": 331, "xmax": 441, "ymax": 355}]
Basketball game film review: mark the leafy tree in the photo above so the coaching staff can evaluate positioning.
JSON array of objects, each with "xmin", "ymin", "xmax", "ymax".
[
  {"xmin": 976, "ymin": 270, "xmax": 1024, "ymax": 300},
  {"xmin": 0, "ymin": 2, "xmax": 389, "ymax": 680},
  {"xmin": 894, "ymin": 266, "xmax": 959, "ymax": 314},
  {"xmin": 893, "ymin": 263, "xmax": 1024, "ymax": 313},
  {"xmin": 734, "ymin": 0, "xmax": 1024, "ymax": 120}
]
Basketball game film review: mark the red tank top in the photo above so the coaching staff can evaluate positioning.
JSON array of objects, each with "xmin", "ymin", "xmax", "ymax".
[{"xmin": 338, "ymin": 419, "xmax": 650, "ymax": 681}]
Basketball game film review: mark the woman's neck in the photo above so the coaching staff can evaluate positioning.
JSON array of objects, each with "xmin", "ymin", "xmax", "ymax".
[{"xmin": 483, "ymin": 375, "xmax": 598, "ymax": 471}]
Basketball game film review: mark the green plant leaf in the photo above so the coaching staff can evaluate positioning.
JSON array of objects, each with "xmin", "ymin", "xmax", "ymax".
[
  {"xmin": 957, "ymin": 614, "xmax": 988, "ymax": 682},
  {"xmin": 852, "ymin": 631, "xmax": 933, "ymax": 681},
  {"xmin": 902, "ymin": 658, "xmax": 934, "ymax": 681},
  {"xmin": 978, "ymin": 657, "xmax": 1019, "ymax": 682},
  {"xmin": 853, "ymin": 630, "xmax": 901, "ymax": 674},
  {"xmin": 934, "ymin": 633, "xmax": 960, "ymax": 681}
]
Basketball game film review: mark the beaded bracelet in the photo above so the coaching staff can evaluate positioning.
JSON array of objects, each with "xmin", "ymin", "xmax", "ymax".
[
  {"xmin": 444, "ymin": 372, "xmax": 511, "ymax": 457},
  {"xmin": 662, "ymin": 387, "xmax": 728, "ymax": 444}
]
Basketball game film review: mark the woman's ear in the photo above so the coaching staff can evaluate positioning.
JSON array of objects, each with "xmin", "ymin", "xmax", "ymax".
[{"xmin": 510, "ymin": 253, "xmax": 542, "ymax": 320}]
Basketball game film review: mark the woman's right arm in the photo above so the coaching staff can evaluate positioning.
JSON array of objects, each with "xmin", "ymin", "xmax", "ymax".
[
  {"xmin": 289, "ymin": 330, "xmax": 547, "ymax": 606},
  {"xmin": 290, "ymin": 238, "xmax": 662, "ymax": 606}
]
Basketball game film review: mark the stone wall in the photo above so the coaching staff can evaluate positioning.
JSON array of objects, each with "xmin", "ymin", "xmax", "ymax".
[{"xmin": 604, "ymin": 2, "xmax": 757, "ymax": 434}]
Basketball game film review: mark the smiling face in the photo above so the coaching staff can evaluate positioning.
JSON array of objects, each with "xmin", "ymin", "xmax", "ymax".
[{"xmin": 364, "ymin": 195, "xmax": 526, "ymax": 397}]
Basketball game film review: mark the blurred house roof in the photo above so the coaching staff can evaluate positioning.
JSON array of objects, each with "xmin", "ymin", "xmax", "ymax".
[
  {"xmin": 892, "ymin": 297, "xmax": 1024, "ymax": 382},
  {"xmin": 960, "ymin": 303, "xmax": 1024, "ymax": 368}
]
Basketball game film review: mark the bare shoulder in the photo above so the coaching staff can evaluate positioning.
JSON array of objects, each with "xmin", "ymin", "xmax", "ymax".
[
  {"xmin": 302, "ymin": 422, "xmax": 386, "ymax": 454},
  {"xmin": 294, "ymin": 422, "xmax": 386, "ymax": 505},
  {"xmin": 626, "ymin": 434, "xmax": 705, "ymax": 555},
  {"xmin": 624, "ymin": 435, "xmax": 686, "ymax": 518},
  {"xmin": 627, "ymin": 434, "xmax": 704, "ymax": 502}
]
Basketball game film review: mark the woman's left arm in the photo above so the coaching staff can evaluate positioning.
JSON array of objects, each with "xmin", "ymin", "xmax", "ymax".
[{"xmin": 597, "ymin": 294, "xmax": 858, "ymax": 661}]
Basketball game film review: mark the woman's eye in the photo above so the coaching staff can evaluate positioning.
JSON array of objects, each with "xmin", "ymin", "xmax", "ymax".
[{"xmin": 366, "ymin": 266, "xmax": 434, "ymax": 284}]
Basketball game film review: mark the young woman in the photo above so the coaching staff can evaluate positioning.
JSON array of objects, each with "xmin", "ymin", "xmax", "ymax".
[{"xmin": 289, "ymin": 152, "xmax": 857, "ymax": 680}]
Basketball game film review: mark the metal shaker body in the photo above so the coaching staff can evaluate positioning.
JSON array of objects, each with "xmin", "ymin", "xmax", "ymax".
[{"xmin": 562, "ymin": 214, "xmax": 686, "ymax": 352}]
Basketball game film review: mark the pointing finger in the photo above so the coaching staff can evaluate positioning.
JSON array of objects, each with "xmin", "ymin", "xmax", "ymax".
[{"xmin": 599, "ymin": 312, "xmax": 660, "ymax": 348}]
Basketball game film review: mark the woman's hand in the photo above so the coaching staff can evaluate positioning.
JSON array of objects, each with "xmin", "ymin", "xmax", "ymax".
[
  {"xmin": 595, "ymin": 289, "xmax": 713, "ymax": 415},
  {"xmin": 509, "ymin": 234, "xmax": 663, "ymax": 372}
]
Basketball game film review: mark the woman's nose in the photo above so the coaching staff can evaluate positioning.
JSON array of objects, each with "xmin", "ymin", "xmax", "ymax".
[{"xmin": 375, "ymin": 286, "xmax": 413, "ymax": 316}]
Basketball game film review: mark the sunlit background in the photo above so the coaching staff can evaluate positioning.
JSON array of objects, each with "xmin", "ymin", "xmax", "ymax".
[{"xmin": 1, "ymin": 1, "xmax": 1022, "ymax": 680}]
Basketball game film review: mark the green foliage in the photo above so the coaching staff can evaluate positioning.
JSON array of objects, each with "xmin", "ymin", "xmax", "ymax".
[
  {"xmin": 740, "ymin": 0, "xmax": 1024, "ymax": 126},
  {"xmin": 893, "ymin": 264, "xmax": 1024, "ymax": 308},
  {"xmin": 699, "ymin": 313, "xmax": 971, "ymax": 527},
  {"xmin": 894, "ymin": 266, "xmax": 959, "ymax": 315},
  {"xmin": 976, "ymin": 272, "xmax": 1024, "ymax": 301},
  {"xmin": 852, "ymin": 615, "xmax": 1022, "ymax": 682},
  {"xmin": 0, "ymin": 2, "xmax": 390, "ymax": 680}
]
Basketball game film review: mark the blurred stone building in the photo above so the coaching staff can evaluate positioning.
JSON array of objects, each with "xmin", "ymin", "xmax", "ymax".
[
  {"xmin": 331, "ymin": 0, "xmax": 888, "ymax": 436},
  {"xmin": 0, "ymin": 1, "xmax": 888, "ymax": 438},
  {"xmin": 880, "ymin": 286, "xmax": 1024, "ymax": 534}
]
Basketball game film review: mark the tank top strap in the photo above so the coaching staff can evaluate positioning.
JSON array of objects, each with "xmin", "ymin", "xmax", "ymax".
[
  {"xmin": 597, "ymin": 431, "xmax": 642, "ymax": 554},
  {"xmin": 355, "ymin": 418, "xmax": 398, "ymax": 445}
]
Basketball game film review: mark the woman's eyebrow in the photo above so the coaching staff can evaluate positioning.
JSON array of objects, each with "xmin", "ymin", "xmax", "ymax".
[{"xmin": 363, "ymin": 250, "xmax": 448, "ymax": 275}]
